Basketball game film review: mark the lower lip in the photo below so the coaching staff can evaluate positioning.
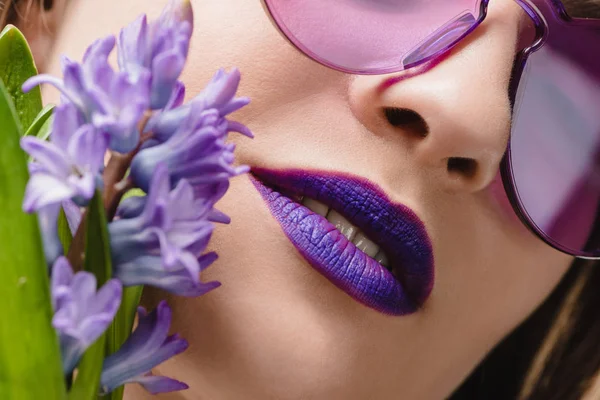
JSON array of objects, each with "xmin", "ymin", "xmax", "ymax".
[{"xmin": 250, "ymin": 176, "xmax": 430, "ymax": 316}]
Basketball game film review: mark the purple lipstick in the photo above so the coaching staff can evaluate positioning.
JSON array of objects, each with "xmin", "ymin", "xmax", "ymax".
[{"xmin": 250, "ymin": 168, "xmax": 434, "ymax": 316}]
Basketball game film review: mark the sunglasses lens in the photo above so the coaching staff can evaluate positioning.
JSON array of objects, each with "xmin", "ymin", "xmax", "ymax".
[
  {"xmin": 507, "ymin": 21, "xmax": 600, "ymax": 256},
  {"xmin": 264, "ymin": 0, "xmax": 485, "ymax": 74}
]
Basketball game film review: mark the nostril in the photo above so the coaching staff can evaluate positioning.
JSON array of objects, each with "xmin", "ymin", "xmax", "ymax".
[
  {"xmin": 447, "ymin": 157, "xmax": 478, "ymax": 179},
  {"xmin": 43, "ymin": 0, "xmax": 54, "ymax": 11},
  {"xmin": 383, "ymin": 107, "xmax": 429, "ymax": 138}
]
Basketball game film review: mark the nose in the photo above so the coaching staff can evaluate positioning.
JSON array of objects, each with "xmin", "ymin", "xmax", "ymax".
[{"xmin": 347, "ymin": 1, "xmax": 524, "ymax": 193}]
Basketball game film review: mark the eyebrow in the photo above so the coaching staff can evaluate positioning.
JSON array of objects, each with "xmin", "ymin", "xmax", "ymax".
[{"xmin": 561, "ymin": 0, "xmax": 600, "ymax": 18}]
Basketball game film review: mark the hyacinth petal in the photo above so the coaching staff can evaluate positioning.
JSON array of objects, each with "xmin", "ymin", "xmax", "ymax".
[
  {"xmin": 163, "ymin": 81, "xmax": 186, "ymax": 111},
  {"xmin": 208, "ymin": 209, "xmax": 231, "ymax": 224},
  {"xmin": 149, "ymin": 334, "xmax": 189, "ymax": 366},
  {"xmin": 83, "ymin": 35, "xmax": 116, "ymax": 64},
  {"xmin": 100, "ymin": 306, "xmax": 150, "ymax": 372},
  {"xmin": 88, "ymin": 279, "xmax": 123, "ymax": 317},
  {"xmin": 198, "ymin": 251, "xmax": 218, "ymax": 272},
  {"xmin": 227, "ymin": 120, "xmax": 254, "ymax": 138},
  {"xmin": 51, "ymin": 102, "xmax": 83, "ymax": 150},
  {"xmin": 22, "ymin": 74, "xmax": 82, "ymax": 108},
  {"xmin": 128, "ymin": 374, "xmax": 188, "ymax": 394},
  {"xmin": 51, "ymin": 256, "xmax": 74, "ymax": 310},
  {"xmin": 67, "ymin": 125, "xmax": 108, "ymax": 176},
  {"xmin": 77, "ymin": 313, "xmax": 117, "ymax": 348},
  {"xmin": 109, "ymin": 227, "xmax": 159, "ymax": 265},
  {"xmin": 60, "ymin": 335, "xmax": 86, "ymax": 374},
  {"xmin": 145, "ymin": 105, "xmax": 190, "ymax": 141},
  {"xmin": 117, "ymin": 334, "xmax": 188, "ymax": 385},
  {"xmin": 49, "ymin": 257, "xmax": 123, "ymax": 374},
  {"xmin": 159, "ymin": 0, "xmax": 194, "ymax": 30},
  {"xmin": 150, "ymin": 228, "xmax": 186, "ymax": 269},
  {"xmin": 23, "ymin": 25, "xmax": 152, "ymax": 155},
  {"xmin": 38, "ymin": 203, "xmax": 63, "ymax": 265},
  {"xmin": 135, "ymin": 301, "xmax": 172, "ymax": 355},
  {"xmin": 114, "ymin": 255, "xmax": 219, "ymax": 297},
  {"xmin": 168, "ymin": 178, "xmax": 195, "ymax": 210},
  {"xmin": 23, "ymin": 173, "xmax": 76, "ymax": 212},
  {"xmin": 150, "ymin": 51, "xmax": 186, "ymax": 109},
  {"xmin": 69, "ymin": 271, "xmax": 97, "ymax": 307},
  {"xmin": 71, "ymin": 174, "xmax": 96, "ymax": 203},
  {"xmin": 174, "ymin": 251, "xmax": 201, "ymax": 277},
  {"xmin": 62, "ymin": 200, "xmax": 83, "ymax": 235},
  {"xmin": 202, "ymin": 68, "xmax": 241, "ymax": 109},
  {"xmin": 117, "ymin": 14, "xmax": 149, "ymax": 74},
  {"xmin": 22, "ymin": 112, "xmax": 105, "ymax": 212},
  {"xmin": 168, "ymin": 223, "xmax": 213, "ymax": 253},
  {"xmin": 219, "ymin": 96, "xmax": 250, "ymax": 116},
  {"xmin": 141, "ymin": 163, "xmax": 171, "ymax": 222},
  {"xmin": 61, "ymin": 57, "xmax": 86, "ymax": 93},
  {"xmin": 115, "ymin": 195, "xmax": 147, "ymax": 220},
  {"xmin": 101, "ymin": 302, "xmax": 189, "ymax": 394},
  {"xmin": 22, "ymin": 74, "xmax": 61, "ymax": 92},
  {"xmin": 131, "ymin": 109, "xmax": 246, "ymax": 201},
  {"xmin": 21, "ymin": 137, "xmax": 71, "ymax": 177}
]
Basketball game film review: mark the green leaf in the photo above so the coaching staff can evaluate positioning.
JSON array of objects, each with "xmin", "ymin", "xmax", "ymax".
[
  {"xmin": 27, "ymin": 111, "xmax": 54, "ymax": 163},
  {"xmin": 57, "ymin": 207, "xmax": 73, "ymax": 255},
  {"xmin": 24, "ymin": 104, "xmax": 54, "ymax": 137},
  {"xmin": 0, "ymin": 80, "xmax": 66, "ymax": 399},
  {"xmin": 0, "ymin": 25, "xmax": 42, "ymax": 131},
  {"xmin": 68, "ymin": 192, "xmax": 113, "ymax": 399},
  {"xmin": 82, "ymin": 192, "xmax": 112, "ymax": 285},
  {"xmin": 103, "ymin": 189, "xmax": 144, "ymax": 400},
  {"xmin": 103, "ymin": 285, "xmax": 143, "ymax": 400}
]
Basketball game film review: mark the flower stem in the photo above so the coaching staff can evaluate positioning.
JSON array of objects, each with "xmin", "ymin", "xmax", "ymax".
[{"xmin": 103, "ymin": 152, "xmax": 136, "ymax": 220}]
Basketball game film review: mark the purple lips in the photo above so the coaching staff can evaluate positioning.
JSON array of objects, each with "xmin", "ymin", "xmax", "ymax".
[{"xmin": 250, "ymin": 168, "xmax": 434, "ymax": 316}]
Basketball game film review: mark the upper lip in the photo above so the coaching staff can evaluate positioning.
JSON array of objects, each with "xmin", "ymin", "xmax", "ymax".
[{"xmin": 251, "ymin": 167, "xmax": 435, "ymax": 309}]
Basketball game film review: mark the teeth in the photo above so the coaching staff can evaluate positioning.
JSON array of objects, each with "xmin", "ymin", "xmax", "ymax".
[
  {"xmin": 352, "ymin": 232, "xmax": 379, "ymax": 258},
  {"xmin": 374, "ymin": 250, "xmax": 389, "ymax": 267},
  {"xmin": 300, "ymin": 196, "xmax": 393, "ymax": 273},
  {"xmin": 326, "ymin": 209, "xmax": 358, "ymax": 241},
  {"xmin": 302, "ymin": 198, "xmax": 329, "ymax": 216}
]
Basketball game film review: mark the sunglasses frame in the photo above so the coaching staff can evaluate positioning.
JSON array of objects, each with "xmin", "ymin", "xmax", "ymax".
[
  {"xmin": 259, "ymin": 0, "xmax": 600, "ymax": 259},
  {"xmin": 502, "ymin": 0, "xmax": 600, "ymax": 259}
]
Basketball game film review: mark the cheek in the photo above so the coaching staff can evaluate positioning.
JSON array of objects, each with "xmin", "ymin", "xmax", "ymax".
[
  {"xmin": 487, "ymin": 168, "xmax": 525, "ymax": 229},
  {"xmin": 182, "ymin": 0, "xmax": 345, "ymax": 133}
]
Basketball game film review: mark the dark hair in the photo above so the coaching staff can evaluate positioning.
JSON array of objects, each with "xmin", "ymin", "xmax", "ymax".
[
  {"xmin": 1, "ymin": 0, "xmax": 53, "ymax": 27},
  {"xmin": 562, "ymin": 0, "xmax": 600, "ymax": 19},
  {"xmin": 450, "ymin": 259, "xmax": 600, "ymax": 399}
]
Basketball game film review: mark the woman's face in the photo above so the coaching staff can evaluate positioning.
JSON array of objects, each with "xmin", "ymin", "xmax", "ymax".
[{"xmin": 48, "ymin": 0, "xmax": 574, "ymax": 398}]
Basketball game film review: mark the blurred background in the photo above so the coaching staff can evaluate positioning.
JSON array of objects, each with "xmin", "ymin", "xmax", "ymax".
[{"xmin": 0, "ymin": 0, "xmax": 67, "ymax": 71}]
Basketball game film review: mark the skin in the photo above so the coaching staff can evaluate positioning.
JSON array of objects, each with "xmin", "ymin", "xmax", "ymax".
[{"xmin": 44, "ymin": 0, "xmax": 574, "ymax": 398}]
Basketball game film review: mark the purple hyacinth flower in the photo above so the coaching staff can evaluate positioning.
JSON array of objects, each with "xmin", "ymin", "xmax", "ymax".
[
  {"xmin": 37, "ymin": 204, "xmax": 63, "ymax": 264},
  {"xmin": 130, "ymin": 101, "xmax": 250, "ymax": 211},
  {"xmin": 146, "ymin": 68, "xmax": 253, "ymax": 142},
  {"xmin": 21, "ymin": 102, "xmax": 108, "ymax": 212},
  {"xmin": 100, "ymin": 301, "xmax": 188, "ymax": 395},
  {"xmin": 36, "ymin": 200, "xmax": 83, "ymax": 265},
  {"xmin": 22, "ymin": 36, "xmax": 150, "ymax": 153},
  {"xmin": 61, "ymin": 200, "xmax": 83, "ymax": 235},
  {"xmin": 117, "ymin": 0, "xmax": 193, "ymax": 109},
  {"xmin": 109, "ymin": 163, "xmax": 221, "ymax": 297},
  {"xmin": 51, "ymin": 257, "xmax": 122, "ymax": 374}
]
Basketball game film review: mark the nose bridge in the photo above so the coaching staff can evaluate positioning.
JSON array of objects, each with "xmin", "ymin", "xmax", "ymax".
[{"xmin": 348, "ymin": 1, "xmax": 522, "ymax": 193}]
